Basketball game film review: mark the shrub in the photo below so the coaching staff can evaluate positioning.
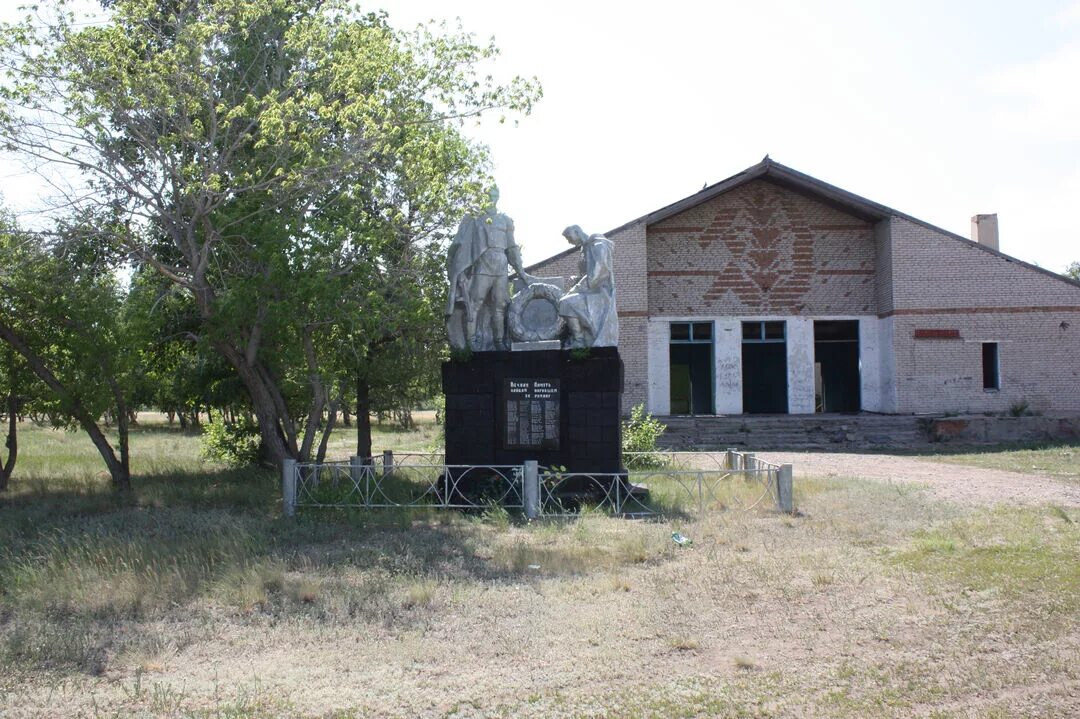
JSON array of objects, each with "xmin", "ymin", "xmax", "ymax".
[
  {"xmin": 200, "ymin": 421, "xmax": 261, "ymax": 467},
  {"xmin": 622, "ymin": 404, "xmax": 667, "ymax": 469},
  {"xmin": 1008, "ymin": 399, "xmax": 1033, "ymax": 417}
]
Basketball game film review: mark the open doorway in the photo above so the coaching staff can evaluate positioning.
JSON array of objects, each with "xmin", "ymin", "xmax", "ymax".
[
  {"xmin": 742, "ymin": 321, "xmax": 787, "ymax": 413},
  {"xmin": 669, "ymin": 322, "xmax": 713, "ymax": 415},
  {"xmin": 813, "ymin": 320, "xmax": 860, "ymax": 413}
]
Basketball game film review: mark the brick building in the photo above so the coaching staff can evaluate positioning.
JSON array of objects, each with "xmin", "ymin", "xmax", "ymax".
[{"xmin": 527, "ymin": 158, "xmax": 1080, "ymax": 417}]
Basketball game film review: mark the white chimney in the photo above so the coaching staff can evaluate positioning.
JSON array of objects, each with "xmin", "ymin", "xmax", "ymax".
[{"xmin": 971, "ymin": 213, "xmax": 999, "ymax": 251}]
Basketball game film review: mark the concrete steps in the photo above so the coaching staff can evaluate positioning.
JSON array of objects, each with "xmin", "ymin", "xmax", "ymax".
[{"xmin": 655, "ymin": 414, "xmax": 930, "ymax": 450}]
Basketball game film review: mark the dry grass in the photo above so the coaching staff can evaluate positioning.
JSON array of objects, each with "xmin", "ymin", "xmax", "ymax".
[{"xmin": 1, "ymin": 421, "xmax": 1079, "ymax": 717}]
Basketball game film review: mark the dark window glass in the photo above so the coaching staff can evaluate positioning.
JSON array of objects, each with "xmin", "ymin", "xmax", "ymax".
[
  {"xmin": 742, "ymin": 322, "xmax": 760, "ymax": 341},
  {"xmin": 764, "ymin": 321, "xmax": 786, "ymax": 340},
  {"xmin": 692, "ymin": 322, "xmax": 712, "ymax": 341},
  {"xmin": 670, "ymin": 323, "xmax": 690, "ymax": 341},
  {"xmin": 814, "ymin": 320, "xmax": 858, "ymax": 342},
  {"xmin": 982, "ymin": 342, "xmax": 999, "ymax": 390}
]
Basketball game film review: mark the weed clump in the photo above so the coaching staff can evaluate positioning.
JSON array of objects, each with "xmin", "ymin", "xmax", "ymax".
[{"xmin": 622, "ymin": 404, "xmax": 667, "ymax": 469}]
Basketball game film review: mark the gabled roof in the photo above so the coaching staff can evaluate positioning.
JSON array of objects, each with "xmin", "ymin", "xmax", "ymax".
[
  {"xmin": 529, "ymin": 156, "xmax": 1080, "ymax": 290},
  {"xmin": 627, "ymin": 155, "xmax": 893, "ymax": 229}
]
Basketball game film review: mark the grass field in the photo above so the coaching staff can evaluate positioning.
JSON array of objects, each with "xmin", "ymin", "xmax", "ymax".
[
  {"xmin": 1, "ymin": 419, "xmax": 1078, "ymax": 718},
  {"xmin": 914, "ymin": 443, "xmax": 1080, "ymax": 482}
]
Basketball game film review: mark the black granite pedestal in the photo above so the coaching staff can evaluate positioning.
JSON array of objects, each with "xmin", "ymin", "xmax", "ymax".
[{"xmin": 442, "ymin": 347, "xmax": 624, "ymax": 473}]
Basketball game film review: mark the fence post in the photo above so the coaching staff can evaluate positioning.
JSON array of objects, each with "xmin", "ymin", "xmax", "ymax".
[
  {"xmin": 282, "ymin": 458, "xmax": 297, "ymax": 517},
  {"xmin": 523, "ymin": 460, "xmax": 539, "ymax": 519},
  {"xmin": 745, "ymin": 452, "xmax": 755, "ymax": 477},
  {"xmin": 777, "ymin": 464, "xmax": 794, "ymax": 513},
  {"xmin": 725, "ymin": 448, "xmax": 736, "ymax": 470},
  {"xmin": 350, "ymin": 455, "xmax": 364, "ymax": 506},
  {"xmin": 382, "ymin": 449, "xmax": 393, "ymax": 479}
]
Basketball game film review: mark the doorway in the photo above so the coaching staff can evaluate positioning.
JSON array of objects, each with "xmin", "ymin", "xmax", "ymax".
[
  {"xmin": 742, "ymin": 321, "xmax": 787, "ymax": 413},
  {"xmin": 813, "ymin": 320, "xmax": 860, "ymax": 413},
  {"xmin": 669, "ymin": 322, "xmax": 713, "ymax": 415}
]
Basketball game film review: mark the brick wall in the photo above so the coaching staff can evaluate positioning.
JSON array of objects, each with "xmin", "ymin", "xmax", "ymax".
[
  {"xmin": 887, "ymin": 217, "xmax": 1080, "ymax": 412},
  {"xmin": 888, "ymin": 217, "xmax": 1080, "ymax": 311},
  {"xmin": 892, "ymin": 312, "xmax": 1080, "ymax": 412},
  {"xmin": 646, "ymin": 179, "xmax": 877, "ymax": 317}
]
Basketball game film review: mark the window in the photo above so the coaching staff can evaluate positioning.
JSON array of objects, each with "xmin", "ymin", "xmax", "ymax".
[
  {"xmin": 670, "ymin": 322, "xmax": 712, "ymax": 343},
  {"xmin": 669, "ymin": 322, "xmax": 714, "ymax": 415},
  {"xmin": 982, "ymin": 342, "xmax": 999, "ymax": 390},
  {"xmin": 741, "ymin": 320, "xmax": 786, "ymax": 343}
]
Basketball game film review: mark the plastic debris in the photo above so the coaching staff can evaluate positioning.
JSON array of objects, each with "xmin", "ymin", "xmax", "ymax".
[
  {"xmin": 527, "ymin": 564, "xmax": 541, "ymax": 570},
  {"xmin": 671, "ymin": 532, "xmax": 692, "ymax": 547}
]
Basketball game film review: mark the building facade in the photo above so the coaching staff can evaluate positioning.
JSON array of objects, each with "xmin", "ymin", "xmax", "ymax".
[{"xmin": 528, "ymin": 158, "xmax": 1080, "ymax": 416}]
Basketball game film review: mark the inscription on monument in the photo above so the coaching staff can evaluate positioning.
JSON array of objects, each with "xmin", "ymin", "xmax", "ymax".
[{"xmin": 504, "ymin": 378, "xmax": 560, "ymax": 449}]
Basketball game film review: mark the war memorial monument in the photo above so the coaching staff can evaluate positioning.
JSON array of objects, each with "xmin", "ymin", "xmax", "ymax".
[{"xmin": 441, "ymin": 188, "xmax": 625, "ymax": 476}]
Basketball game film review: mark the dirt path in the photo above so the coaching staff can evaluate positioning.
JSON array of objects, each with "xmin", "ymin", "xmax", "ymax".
[{"xmin": 758, "ymin": 451, "xmax": 1080, "ymax": 508}]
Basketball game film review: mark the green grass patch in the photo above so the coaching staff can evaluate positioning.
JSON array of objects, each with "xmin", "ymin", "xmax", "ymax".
[{"xmin": 891, "ymin": 505, "xmax": 1080, "ymax": 618}]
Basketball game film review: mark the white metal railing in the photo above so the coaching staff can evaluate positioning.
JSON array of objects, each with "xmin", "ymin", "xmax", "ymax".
[{"xmin": 282, "ymin": 450, "xmax": 794, "ymax": 518}]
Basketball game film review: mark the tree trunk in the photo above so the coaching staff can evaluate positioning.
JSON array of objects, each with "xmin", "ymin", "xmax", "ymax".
[
  {"xmin": 356, "ymin": 373, "xmax": 372, "ymax": 460},
  {"xmin": 214, "ymin": 340, "xmax": 298, "ymax": 467},
  {"xmin": 298, "ymin": 328, "xmax": 325, "ymax": 463},
  {"xmin": 0, "ymin": 320, "xmax": 128, "ymax": 490},
  {"xmin": 1, "ymin": 383, "xmax": 16, "ymax": 492},
  {"xmin": 105, "ymin": 376, "xmax": 132, "ymax": 492},
  {"xmin": 314, "ymin": 397, "xmax": 339, "ymax": 465},
  {"xmin": 342, "ymin": 404, "xmax": 351, "ymax": 427}
]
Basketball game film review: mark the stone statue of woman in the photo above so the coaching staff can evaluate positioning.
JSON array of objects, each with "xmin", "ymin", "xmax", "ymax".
[{"xmin": 557, "ymin": 225, "xmax": 618, "ymax": 348}]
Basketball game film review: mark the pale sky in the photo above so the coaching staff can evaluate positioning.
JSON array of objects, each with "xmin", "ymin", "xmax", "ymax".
[{"xmin": 3, "ymin": 1, "xmax": 1079, "ymax": 272}]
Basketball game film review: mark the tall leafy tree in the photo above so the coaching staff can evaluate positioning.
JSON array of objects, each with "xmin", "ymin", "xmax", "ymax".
[
  {"xmin": 0, "ymin": 0, "xmax": 539, "ymax": 466},
  {"xmin": 0, "ymin": 217, "xmax": 136, "ymax": 489}
]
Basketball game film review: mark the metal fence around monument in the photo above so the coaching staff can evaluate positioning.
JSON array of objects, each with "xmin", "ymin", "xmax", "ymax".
[
  {"xmin": 290, "ymin": 459, "xmax": 523, "ymax": 510},
  {"xmin": 283, "ymin": 450, "xmax": 793, "ymax": 518}
]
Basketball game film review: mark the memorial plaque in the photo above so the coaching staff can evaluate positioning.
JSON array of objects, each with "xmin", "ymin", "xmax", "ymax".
[{"xmin": 504, "ymin": 378, "xmax": 560, "ymax": 449}]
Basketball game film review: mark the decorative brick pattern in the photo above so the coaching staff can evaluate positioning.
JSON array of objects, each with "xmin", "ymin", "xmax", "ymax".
[{"xmin": 646, "ymin": 180, "xmax": 876, "ymax": 316}]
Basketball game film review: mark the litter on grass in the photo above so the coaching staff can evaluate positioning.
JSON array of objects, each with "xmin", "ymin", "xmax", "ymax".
[{"xmin": 671, "ymin": 532, "xmax": 692, "ymax": 547}]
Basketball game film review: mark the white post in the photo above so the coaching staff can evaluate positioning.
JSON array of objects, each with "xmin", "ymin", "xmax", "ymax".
[
  {"xmin": 745, "ymin": 452, "xmax": 756, "ymax": 477},
  {"xmin": 282, "ymin": 458, "xmax": 297, "ymax": 517},
  {"xmin": 350, "ymin": 455, "xmax": 365, "ymax": 506},
  {"xmin": 778, "ymin": 464, "xmax": 794, "ymax": 513},
  {"xmin": 382, "ymin": 449, "xmax": 393, "ymax": 478},
  {"xmin": 523, "ymin": 460, "xmax": 540, "ymax": 519}
]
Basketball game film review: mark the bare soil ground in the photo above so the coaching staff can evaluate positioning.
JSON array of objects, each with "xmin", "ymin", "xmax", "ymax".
[{"xmin": 760, "ymin": 450, "xmax": 1080, "ymax": 508}]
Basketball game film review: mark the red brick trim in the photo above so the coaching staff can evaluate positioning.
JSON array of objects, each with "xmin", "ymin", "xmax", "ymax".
[
  {"xmin": 815, "ymin": 224, "xmax": 872, "ymax": 230},
  {"xmin": 818, "ymin": 269, "xmax": 875, "ymax": 276},
  {"xmin": 913, "ymin": 328, "xmax": 961, "ymax": 339},
  {"xmin": 618, "ymin": 310, "xmax": 648, "ymax": 318},
  {"xmin": 647, "ymin": 270, "xmax": 719, "ymax": 277},
  {"xmin": 880, "ymin": 306, "xmax": 1080, "ymax": 318}
]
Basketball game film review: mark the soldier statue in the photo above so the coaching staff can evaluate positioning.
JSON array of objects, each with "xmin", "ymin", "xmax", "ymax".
[{"xmin": 445, "ymin": 186, "xmax": 533, "ymax": 351}]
